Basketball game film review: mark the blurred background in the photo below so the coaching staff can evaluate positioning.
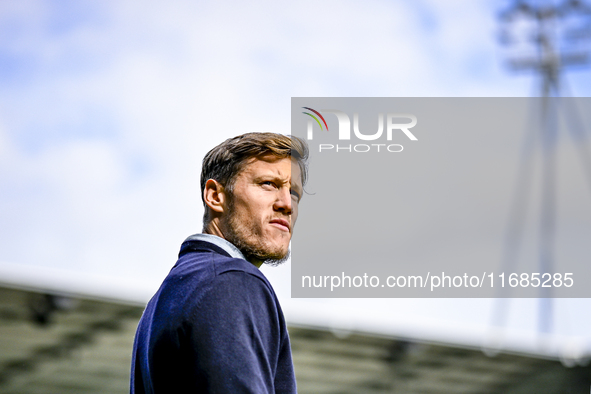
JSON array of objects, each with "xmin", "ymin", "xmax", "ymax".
[{"xmin": 1, "ymin": 0, "xmax": 591, "ymax": 392}]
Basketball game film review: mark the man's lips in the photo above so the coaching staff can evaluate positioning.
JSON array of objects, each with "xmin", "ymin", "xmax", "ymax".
[{"xmin": 269, "ymin": 219, "xmax": 290, "ymax": 232}]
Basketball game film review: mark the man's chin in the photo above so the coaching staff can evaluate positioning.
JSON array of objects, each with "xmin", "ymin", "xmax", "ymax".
[
  {"xmin": 242, "ymin": 248, "xmax": 290, "ymax": 267},
  {"xmin": 224, "ymin": 229, "xmax": 290, "ymax": 266},
  {"xmin": 262, "ymin": 249, "xmax": 290, "ymax": 267}
]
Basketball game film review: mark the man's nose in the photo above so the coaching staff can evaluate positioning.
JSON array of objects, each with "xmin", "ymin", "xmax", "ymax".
[{"xmin": 274, "ymin": 188, "xmax": 292, "ymax": 214}]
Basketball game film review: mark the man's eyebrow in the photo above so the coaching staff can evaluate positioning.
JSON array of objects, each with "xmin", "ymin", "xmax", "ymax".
[
  {"xmin": 291, "ymin": 182, "xmax": 303, "ymax": 197},
  {"xmin": 254, "ymin": 174, "xmax": 303, "ymax": 194},
  {"xmin": 253, "ymin": 174, "xmax": 285, "ymax": 183}
]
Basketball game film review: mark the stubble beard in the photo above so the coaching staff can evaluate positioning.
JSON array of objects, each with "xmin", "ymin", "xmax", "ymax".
[{"xmin": 221, "ymin": 197, "xmax": 290, "ymax": 266}]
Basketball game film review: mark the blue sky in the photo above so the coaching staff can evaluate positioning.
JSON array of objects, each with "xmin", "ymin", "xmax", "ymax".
[{"xmin": 1, "ymin": 0, "xmax": 591, "ymax": 359}]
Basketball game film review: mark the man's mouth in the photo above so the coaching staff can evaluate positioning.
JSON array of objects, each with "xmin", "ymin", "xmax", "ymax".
[{"xmin": 269, "ymin": 218, "xmax": 290, "ymax": 232}]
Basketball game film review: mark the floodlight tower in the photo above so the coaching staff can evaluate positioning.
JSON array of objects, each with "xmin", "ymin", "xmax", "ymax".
[
  {"xmin": 499, "ymin": 0, "xmax": 591, "ymax": 93},
  {"xmin": 496, "ymin": 0, "xmax": 591, "ymax": 339}
]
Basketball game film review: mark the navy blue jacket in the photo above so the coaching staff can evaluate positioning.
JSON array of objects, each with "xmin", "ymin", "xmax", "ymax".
[{"xmin": 131, "ymin": 235, "xmax": 297, "ymax": 393}]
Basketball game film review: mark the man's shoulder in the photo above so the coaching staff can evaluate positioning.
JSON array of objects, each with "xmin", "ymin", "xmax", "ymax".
[
  {"xmin": 160, "ymin": 238, "xmax": 274, "ymax": 303},
  {"xmin": 146, "ymin": 247, "xmax": 274, "ymax": 323},
  {"xmin": 173, "ymin": 241, "xmax": 266, "ymax": 283}
]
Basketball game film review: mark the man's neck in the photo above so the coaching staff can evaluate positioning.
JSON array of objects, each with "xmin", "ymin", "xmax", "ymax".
[
  {"xmin": 203, "ymin": 220, "xmax": 224, "ymax": 239},
  {"xmin": 202, "ymin": 222, "xmax": 263, "ymax": 268}
]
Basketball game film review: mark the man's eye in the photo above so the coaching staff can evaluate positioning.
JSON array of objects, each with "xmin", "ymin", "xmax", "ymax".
[
  {"xmin": 262, "ymin": 181, "xmax": 276, "ymax": 187},
  {"xmin": 291, "ymin": 190, "xmax": 300, "ymax": 200}
]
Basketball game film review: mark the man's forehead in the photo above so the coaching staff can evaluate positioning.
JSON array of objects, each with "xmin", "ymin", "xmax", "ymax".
[{"xmin": 240, "ymin": 156, "xmax": 302, "ymax": 185}]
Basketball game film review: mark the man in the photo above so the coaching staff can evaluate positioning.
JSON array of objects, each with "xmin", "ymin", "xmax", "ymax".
[{"xmin": 131, "ymin": 132, "xmax": 308, "ymax": 393}]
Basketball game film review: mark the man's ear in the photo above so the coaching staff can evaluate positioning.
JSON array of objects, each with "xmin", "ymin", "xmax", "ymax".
[{"xmin": 203, "ymin": 179, "xmax": 226, "ymax": 214}]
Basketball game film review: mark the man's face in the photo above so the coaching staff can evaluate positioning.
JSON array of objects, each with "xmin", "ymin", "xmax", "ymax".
[{"xmin": 220, "ymin": 156, "xmax": 302, "ymax": 264}]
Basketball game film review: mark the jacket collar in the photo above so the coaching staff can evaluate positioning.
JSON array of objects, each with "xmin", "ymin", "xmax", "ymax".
[{"xmin": 180, "ymin": 233, "xmax": 246, "ymax": 261}]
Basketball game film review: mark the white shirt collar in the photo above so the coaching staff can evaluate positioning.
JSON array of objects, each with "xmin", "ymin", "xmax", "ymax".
[{"xmin": 182, "ymin": 233, "xmax": 246, "ymax": 261}]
